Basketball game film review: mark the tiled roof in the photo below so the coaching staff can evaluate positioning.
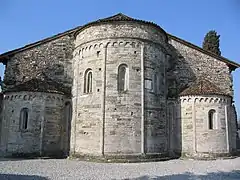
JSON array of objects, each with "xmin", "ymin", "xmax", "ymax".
[
  {"xmin": 5, "ymin": 79, "xmax": 71, "ymax": 95},
  {"xmin": 98, "ymin": 13, "xmax": 134, "ymax": 21},
  {"xmin": 179, "ymin": 78, "xmax": 227, "ymax": 96}
]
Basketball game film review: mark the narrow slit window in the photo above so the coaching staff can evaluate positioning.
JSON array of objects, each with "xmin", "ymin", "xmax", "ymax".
[
  {"xmin": 84, "ymin": 69, "xmax": 93, "ymax": 93},
  {"xmin": 20, "ymin": 108, "xmax": 29, "ymax": 130},
  {"xmin": 208, "ymin": 109, "xmax": 216, "ymax": 130},
  {"xmin": 118, "ymin": 64, "xmax": 128, "ymax": 92}
]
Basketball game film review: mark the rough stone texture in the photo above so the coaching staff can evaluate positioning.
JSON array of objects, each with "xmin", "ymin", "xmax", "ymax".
[
  {"xmin": 71, "ymin": 21, "xmax": 170, "ymax": 157},
  {"xmin": 230, "ymin": 104, "xmax": 237, "ymax": 151},
  {"xmin": 178, "ymin": 95, "xmax": 237, "ymax": 158},
  {"xmin": 180, "ymin": 78, "xmax": 226, "ymax": 96},
  {"xmin": 0, "ymin": 14, "xmax": 239, "ymax": 160},
  {"xmin": 0, "ymin": 92, "xmax": 70, "ymax": 157},
  {"xmin": 104, "ymin": 40, "xmax": 142, "ymax": 155},
  {"xmin": 75, "ymin": 22, "xmax": 167, "ymax": 46},
  {"xmin": 144, "ymin": 42, "xmax": 168, "ymax": 154},
  {"xmin": 5, "ymin": 78, "xmax": 71, "ymax": 95},
  {"xmin": 3, "ymin": 34, "xmax": 74, "ymax": 89},
  {"xmin": 71, "ymin": 40, "xmax": 103, "ymax": 155},
  {"xmin": 168, "ymin": 38, "xmax": 233, "ymax": 97}
]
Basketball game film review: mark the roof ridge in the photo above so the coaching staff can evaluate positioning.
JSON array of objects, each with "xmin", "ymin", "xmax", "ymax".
[
  {"xmin": 180, "ymin": 78, "xmax": 227, "ymax": 97},
  {"xmin": 100, "ymin": 13, "xmax": 133, "ymax": 21}
]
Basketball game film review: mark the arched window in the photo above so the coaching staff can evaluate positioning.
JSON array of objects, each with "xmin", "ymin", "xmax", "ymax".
[
  {"xmin": 20, "ymin": 108, "xmax": 29, "ymax": 130},
  {"xmin": 118, "ymin": 64, "xmax": 129, "ymax": 92},
  {"xmin": 84, "ymin": 69, "xmax": 92, "ymax": 93},
  {"xmin": 208, "ymin": 109, "xmax": 216, "ymax": 130}
]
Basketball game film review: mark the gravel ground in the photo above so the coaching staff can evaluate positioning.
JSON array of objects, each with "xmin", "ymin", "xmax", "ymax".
[{"xmin": 0, "ymin": 157, "xmax": 240, "ymax": 180}]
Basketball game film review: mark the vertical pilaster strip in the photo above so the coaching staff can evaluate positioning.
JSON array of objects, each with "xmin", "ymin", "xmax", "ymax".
[
  {"xmin": 0, "ymin": 95, "xmax": 3, "ymax": 150},
  {"xmin": 168, "ymin": 103, "xmax": 174, "ymax": 153},
  {"xmin": 72, "ymin": 57, "xmax": 79, "ymax": 155},
  {"xmin": 192, "ymin": 98, "xmax": 197, "ymax": 153},
  {"xmin": 141, "ymin": 44, "xmax": 145, "ymax": 154},
  {"xmin": 100, "ymin": 44, "xmax": 107, "ymax": 156},
  {"xmin": 225, "ymin": 105, "xmax": 230, "ymax": 152},
  {"xmin": 6, "ymin": 97, "xmax": 10, "ymax": 153},
  {"xmin": 60, "ymin": 107, "xmax": 64, "ymax": 155},
  {"xmin": 40, "ymin": 116, "xmax": 44, "ymax": 156},
  {"xmin": 0, "ymin": 94, "xmax": 2, "ymax": 148},
  {"xmin": 1, "ymin": 95, "xmax": 6, "ymax": 153}
]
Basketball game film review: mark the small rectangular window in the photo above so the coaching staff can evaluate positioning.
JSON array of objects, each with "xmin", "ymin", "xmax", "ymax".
[{"xmin": 145, "ymin": 79, "xmax": 152, "ymax": 90}]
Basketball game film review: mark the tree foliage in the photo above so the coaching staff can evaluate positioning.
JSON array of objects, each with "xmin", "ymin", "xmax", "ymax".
[{"xmin": 202, "ymin": 30, "xmax": 221, "ymax": 56}]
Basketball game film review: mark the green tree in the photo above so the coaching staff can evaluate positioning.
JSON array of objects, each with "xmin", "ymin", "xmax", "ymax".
[{"xmin": 202, "ymin": 30, "xmax": 221, "ymax": 56}]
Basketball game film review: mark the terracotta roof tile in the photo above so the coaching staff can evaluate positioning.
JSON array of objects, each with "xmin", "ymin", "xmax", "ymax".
[
  {"xmin": 5, "ymin": 79, "xmax": 71, "ymax": 95},
  {"xmin": 180, "ymin": 78, "xmax": 227, "ymax": 96}
]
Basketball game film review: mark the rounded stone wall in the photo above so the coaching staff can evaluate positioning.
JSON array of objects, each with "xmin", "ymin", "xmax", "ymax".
[
  {"xmin": 71, "ymin": 19, "xmax": 169, "ymax": 159},
  {"xmin": 143, "ymin": 42, "xmax": 168, "ymax": 154},
  {"xmin": 180, "ymin": 95, "xmax": 235, "ymax": 158},
  {"xmin": 0, "ymin": 91, "xmax": 70, "ymax": 157}
]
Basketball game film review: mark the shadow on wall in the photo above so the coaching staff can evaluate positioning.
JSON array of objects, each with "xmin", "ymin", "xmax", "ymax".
[
  {"xmin": 116, "ymin": 170, "xmax": 240, "ymax": 180},
  {"xmin": 166, "ymin": 44, "xmax": 197, "ymax": 157},
  {"xmin": 237, "ymin": 131, "xmax": 240, "ymax": 149},
  {"xmin": 0, "ymin": 174, "xmax": 49, "ymax": 180},
  {"xmin": 166, "ymin": 44, "xmax": 197, "ymax": 95}
]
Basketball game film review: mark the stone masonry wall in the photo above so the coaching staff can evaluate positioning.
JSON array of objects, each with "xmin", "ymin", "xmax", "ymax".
[
  {"xmin": 0, "ymin": 93, "xmax": 3, "ymax": 154},
  {"xmin": 180, "ymin": 95, "xmax": 233, "ymax": 156},
  {"xmin": 167, "ymin": 101, "xmax": 182, "ymax": 154},
  {"xmin": 4, "ymin": 34, "xmax": 74, "ymax": 88},
  {"xmin": 103, "ymin": 39, "xmax": 142, "ymax": 154},
  {"xmin": 144, "ymin": 42, "xmax": 168, "ymax": 154},
  {"xmin": 71, "ymin": 40, "xmax": 103, "ymax": 155},
  {"xmin": 75, "ymin": 22, "xmax": 167, "ymax": 46},
  {"xmin": 230, "ymin": 104, "xmax": 237, "ymax": 152},
  {"xmin": 168, "ymin": 39, "xmax": 233, "ymax": 96},
  {"xmin": 194, "ymin": 96, "xmax": 230, "ymax": 153},
  {"xmin": 72, "ymin": 21, "xmax": 170, "ymax": 156},
  {"xmin": 178, "ymin": 98, "xmax": 194, "ymax": 153},
  {"xmin": 0, "ymin": 91, "xmax": 66, "ymax": 156}
]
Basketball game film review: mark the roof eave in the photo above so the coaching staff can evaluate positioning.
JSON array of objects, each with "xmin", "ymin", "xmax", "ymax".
[{"xmin": 179, "ymin": 93, "xmax": 232, "ymax": 98}]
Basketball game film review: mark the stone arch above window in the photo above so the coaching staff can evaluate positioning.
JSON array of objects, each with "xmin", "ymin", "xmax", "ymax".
[
  {"xmin": 20, "ymin": 108, "xmax": 29, "ymax": 130},
  {"xmin": 117, "ymin": 64, "xmax": 129, "ymax": 92},
  {"xmin": 84, "ymin": 68, "xmax": 93, "ymax": 93},
  {"xmin": 208, "ymin": 109, "xmax": 216, "ymax": 130}
]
